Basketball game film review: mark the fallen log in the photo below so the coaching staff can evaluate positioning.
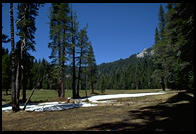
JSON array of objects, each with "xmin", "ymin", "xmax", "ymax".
[{"xmin": 23, "ymin": 75, "xmax": 46, "ymax": 110}]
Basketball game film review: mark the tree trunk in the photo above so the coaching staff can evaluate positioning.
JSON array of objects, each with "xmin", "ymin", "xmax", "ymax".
[
  {"xmin": 60, "ymin": 29, "xmax": 66, "ymax": 98},
  {"xmin": 161, "ymin": 76, "xmax": 165, "ymax": 91},
  {"xmin": 21, "ymin": 39, "xmax": 26, "ymax": 102},
  {"xmin": 60, "ymin": 75, "xmax": 65, "ymax": 98},
  {"xmin": 71, "ymin": 20, "xmax": 76, "ymax": 98},
  {"xmin": 72, "ymin": 43, "xmax": 76, "ymax": 98},
  {"xmin": 10, "ymin": 3, "xmax": 18, "ymax": 112},
  {"xmin": 15, "ymin": 62, "xmax": 21, "ymax": 110},
  {"xmin": 22, "ymin": 64, "xmax": 27, "ymax": 103},
  {"xmin": 85, "ymin": 84, "xmax": 88, "ymax": 98},
  {"xmin": 91, "ymin": 81, "xmax": 94, "ymax": 94},
  {"xmin": 76, "ymin": 48, "xmax": 83, "ymax": 98},
  {"xmin": 90, "ymin": 69, "xmax": 94, "ymax": 94},
  {"xmin": 85, "ymin": 70, "xmax": 88, "ymax": 97},
  {"xmin": 60, "ymin": 55, "xmax": 65, "ymax": 98},
  {"xmin": 57, "ymin": 33, "xmax": 61, "ymax": 97},
  {"xmin": 22, "ymin": 78, "xmax": 27, "ymax": 102},
  {"xmin": 76, "ymin": 66, "xmax": 81, "ymax": 98}
]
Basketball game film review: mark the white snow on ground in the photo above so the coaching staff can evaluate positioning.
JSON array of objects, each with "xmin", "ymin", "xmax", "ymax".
[
  {"xmin": 2, "ymin": 91, "xmax": 165, "ymax": 112},
  {"xmin": 85, "ymin": 92, "xmax": 165, "ymax": 103},
  {"xmin": 2, "ymin": 102, "xmax": 97, "ymax": 112}
]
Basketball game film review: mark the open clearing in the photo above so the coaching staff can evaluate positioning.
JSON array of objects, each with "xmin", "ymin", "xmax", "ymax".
[
  {"xmin": 2, "ymin": 89, "xmax": 194, "ymax": 131},
  {"xmin": 2, "ymin": 89, "xmax": 162, "ymax": 105},
  {"xmin": 2, "ymin": 91, "xmax": 165, "ymax": 112}
]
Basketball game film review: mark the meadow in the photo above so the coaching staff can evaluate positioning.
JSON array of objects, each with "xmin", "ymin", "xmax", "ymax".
[
  {"xmin": 2, "ymin": 89, "xmax": 194, "ymax": 131},
  {"xmin": 2, "ymin": 89, "xmax": 162, "ymax": 105}
]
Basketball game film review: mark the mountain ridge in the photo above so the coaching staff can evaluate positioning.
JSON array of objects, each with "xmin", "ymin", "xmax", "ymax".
[{"xmin": 96, "ymin": 47, "xmax": 160, "ymax": 89}]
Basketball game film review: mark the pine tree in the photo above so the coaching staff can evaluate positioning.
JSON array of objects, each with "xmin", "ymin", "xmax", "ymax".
[
  {"xmin": 69, "ymin": 8, "xmax": 79, "ymax": 98},
  {"xmin": 152, "ymin": 4, "xmax": 167, "ymax": 91},
  {"xmin": 49, "ymin": 3, "xmax": 70, "ymax": 98},
  {"xmin": 87, "ymin": 41, "xmax": 97, "ymax": 94},
  {"xmin": 158, "ymin": 5, "xmax": 166, "ymax": 40},
  {"xmin": 164, "ymin": 3, "xmax": 194, "ymax": 90},
  {"xmin": 16, "ymin": 3, "xmax": 40, "ymax": 102},
  {"xmin": 76, "ymin": 25, "xmax": 89, "ymax": 98},
  {"xmin": 58, "ymin": 3, "xmax": 70, "ymax": 98},
  {"xmin": 152, "ymin": 3, "xmax": 194, "ymax": 91},
  {"xmin": 100, "ymin": 74, "xmax": 105, "ymax": 93},
  {"xmin": 10, "ymin": 3, "xmax": 18, "ymax": 112},
  {"xmin": 154, "ymin": 27, "xmax": 160, "ymax": 44},
  {"xmin": 49, "ymin": 3, "xmax": 61, "ymax": 96}
]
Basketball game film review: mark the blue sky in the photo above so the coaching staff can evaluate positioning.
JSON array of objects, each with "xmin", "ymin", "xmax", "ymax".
[{"xmin": 2, "ymin": 3, "xmax": 165, "ymax": 65}]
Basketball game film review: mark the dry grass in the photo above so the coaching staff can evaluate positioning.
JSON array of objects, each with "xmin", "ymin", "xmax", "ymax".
[
  {"xmin": 2, "ymin": 90, "xmax": 193, "ymax": 131},
  {"xmin": 2, "ymin": 89, "xmax": 163, "ymax": 105}
]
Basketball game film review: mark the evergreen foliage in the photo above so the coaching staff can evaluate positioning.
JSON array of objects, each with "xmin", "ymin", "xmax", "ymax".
[
  {"xmin": 87, "ymin": 42, "xmax": 97, "ymax": 93},
  {"xmin": 16, "ymin": 3, "xmax": 41, "ymax": 102},
  {"xmin": 76, "ymin": 25, "xmax": 90, "ymax": 97},
  {"xmin": 49, "ymin": 3, "xmax": 70, "ymax": 97},
  {"xmin": 153, "ymin": 3, "xmax": 194, "ymax": 91}
]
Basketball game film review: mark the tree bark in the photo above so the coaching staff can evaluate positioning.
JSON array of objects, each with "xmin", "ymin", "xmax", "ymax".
[
  {"xmin": 90, "ymin": 69, "xmax": 94, "ymax": 94},
  {"xmin": 76, "ymin": 48, "xmax": 83, "ymax": 98},
  {"xmin": 71, "ymin": 32, "xmax": 76, "ymax": 98},
  {"xmin": 15, "ymin": 61, "xmax": 21, "ymax": 110},
  {"xmin": 22, "ymin": 60, "xmax": 27, "ymax": 103},
  {"xmin": 72, "ymin": 42, "xmax": 76, "ymax": 98},
  {"xmin": 161, "ymin": 76, "xmax": 165, "ymax": 91},
  {"xmin": 16, "ymin": 40, "xmax": 22, "ymax": 109},
  {"xmin": 91, "ymin": 81, "xmax": 94, "ymax": 94},
  {"xmin": 57, "ymin": 31, "xmax": 61, "ymax": 97},
  {"xmin": 10, "ymin": 3, "xmax": 19, "ymax": 112},
  {"xmin": 21, "ymin": 39, "xmax": 26, "ymax": 102},
  {"xmin": 71, "ymin": 12, "xmax": 77, "ymax": 99},
  {"xmin": 60, "ymin": 45, "xmax": 65, "ymax": 98}
]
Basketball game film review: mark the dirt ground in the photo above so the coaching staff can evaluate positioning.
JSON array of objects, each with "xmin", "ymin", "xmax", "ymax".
[{"xmin": 2, "ymin": 90, "xmax": 194, "ymax": 131}]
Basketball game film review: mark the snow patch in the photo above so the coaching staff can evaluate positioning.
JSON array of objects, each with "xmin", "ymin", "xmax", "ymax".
[
  {"xmin": 86, "ymin": 92, "xmax": 165, "ymax": 103},
  {"xmin": 2, "ymin": 92, "xmax": 165, "ymax": 112},
  {"xmin": 2, "ymin": 102, "xmax": 97, "ymax": 112},
  {"xmin": 136, "ymin": 48, "xmax": 154, "ymax": 58},
  {"xmin": 136, "ymin": 48, "xmax": 148, "ymax": 58}
]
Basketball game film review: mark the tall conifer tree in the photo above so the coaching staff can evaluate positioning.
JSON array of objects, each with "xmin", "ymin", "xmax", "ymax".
[
  {"xmin": 16, "ymin": 3, "xmax": 40, "ymax": 102},
  {"xmin": 49, "ymin": 3, "xmax": 70, "ymax": 97},
  {"xmin": 69, "ymin": 7, "xmax": 79, "ymax": 98},
  {"xmin": 10, "ymin": 3, "xmax": 18, "ymax": 111},
  {"xmin": 87, "ymin": 41, "xmax": 97, "ymax": 94},
  {"xmin": 76, "ymin": 25, "xmax": 89, "ymax": 98}
]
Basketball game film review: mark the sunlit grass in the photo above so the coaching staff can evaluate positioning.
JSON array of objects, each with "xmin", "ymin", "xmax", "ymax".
[{"xmin": 2, "ymin": 88, "xmax": 163, "ymax": 105}]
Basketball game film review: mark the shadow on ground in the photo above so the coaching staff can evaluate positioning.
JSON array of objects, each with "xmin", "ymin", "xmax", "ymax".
[{"xmin": 85, "ymin": 91, "xmax": 194, "ymax": 131}]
